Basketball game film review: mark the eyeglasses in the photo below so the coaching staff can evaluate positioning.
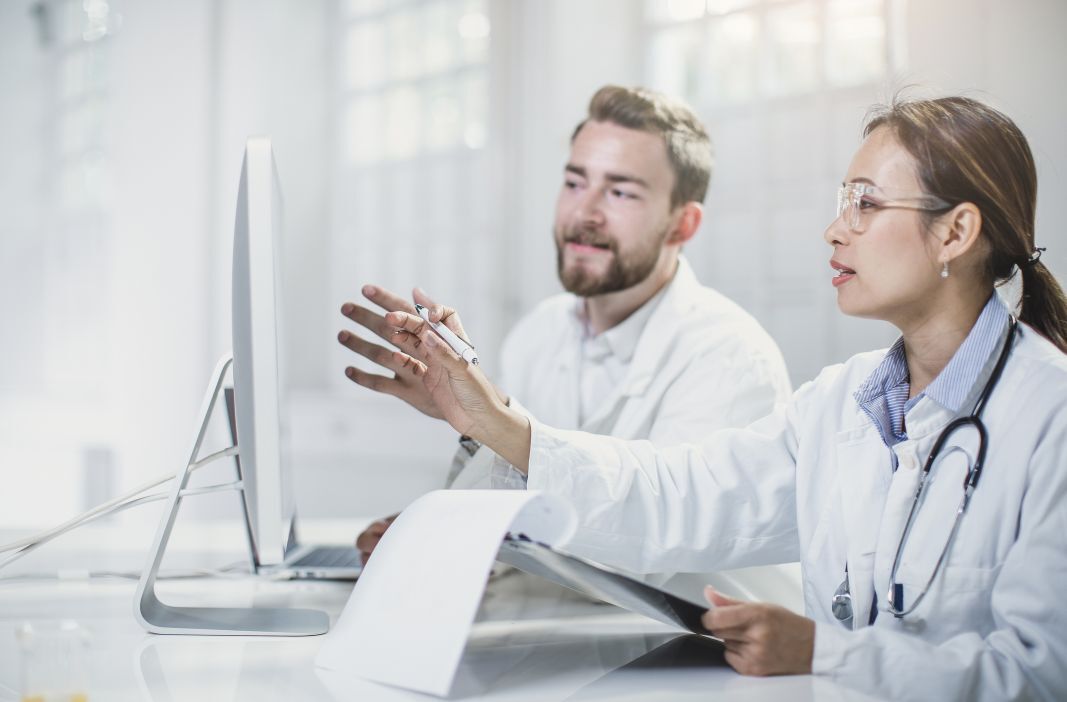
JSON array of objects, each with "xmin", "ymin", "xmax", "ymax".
[{"xmin": 836, "ymin": 183, "xmax": 952, "ymax": 233}]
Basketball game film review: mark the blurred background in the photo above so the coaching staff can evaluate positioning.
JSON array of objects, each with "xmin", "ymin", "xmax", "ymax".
[{"xmin": 1, "ymin": 0, "xmax": 1064, "ymax": 538}]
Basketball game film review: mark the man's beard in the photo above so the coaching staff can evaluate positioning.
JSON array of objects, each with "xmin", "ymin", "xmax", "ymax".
[{"xmin": 555, "ymin": 224, "xmax": 669, "ymax": 297}]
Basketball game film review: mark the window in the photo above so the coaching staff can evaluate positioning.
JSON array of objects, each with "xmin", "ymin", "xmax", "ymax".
[
  {"xmin": 643, "ymin": 0, "xmax": 899, "ymax": 384},
  {"xmin": 332, "ymin": 0, "xmax": 495, "ymax": 336}
]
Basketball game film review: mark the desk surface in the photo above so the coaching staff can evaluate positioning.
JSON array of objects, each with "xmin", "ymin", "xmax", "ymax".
[{"xmin": 0, "ymin": 525, "xmax": 881, "ymax": 701}]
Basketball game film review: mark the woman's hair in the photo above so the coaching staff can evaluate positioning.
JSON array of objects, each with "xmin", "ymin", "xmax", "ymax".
[{"xmin": 864, "ymin": 95, "xmax": 1067, "ymax": 353}]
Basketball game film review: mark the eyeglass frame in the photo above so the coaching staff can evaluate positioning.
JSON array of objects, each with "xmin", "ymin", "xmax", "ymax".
[{"xmin": 836, "ymin": 182, "xmax": 953, "ymax": 233}]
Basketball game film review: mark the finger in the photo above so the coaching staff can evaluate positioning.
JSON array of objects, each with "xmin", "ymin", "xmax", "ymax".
[
  {"xmin": 340, "ymin": 304, "xmax": 404, "ymax": 346},
  {"xmin": 701, "ymin": 610, "xmax": 754, "ymax": 642},
  {"xmin": 413, "ymin": 287, "xmax": 472, "ymax": 344},
  {"xmin": 393, "ymin": 350, "xmax": 427, "ymax": 376},
  {"xmin": 363, "ymin": 284, "xmax": 417, "ymax": 314},
  {"xmin": 705, "ymin": 585, "xmax": 746, "ymax": 608},
  {"xmin": 704, "ymin": 603, "xmax": 760, "ymax": 633},
  {"xmin": 420, "ymin": 325, "xmax": 471, "ymax": 374},
  {"xmin": 723, "ymin": 648, "xmax": 751, "ymax": 676},
  {"xmin": 338, "ymin": 330, "xmax": 411, "ymax": 372},
  {"xmin": 344, "ymin": 366, "xmax": 409, "ymax": 397},
  {"xmin": 355, "ymin": 525, "xmax": 386, "ymax": 553}
]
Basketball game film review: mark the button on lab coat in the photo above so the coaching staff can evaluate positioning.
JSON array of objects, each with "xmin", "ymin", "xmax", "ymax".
[{"xmin": 528, "ymin": 323, "xmax": 1067, "ymax": 701}]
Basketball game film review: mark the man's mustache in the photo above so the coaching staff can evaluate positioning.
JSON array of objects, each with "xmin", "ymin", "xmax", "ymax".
[{"xmin": 562, "ymin": 228, "xmax": 614, "ymax": 250}]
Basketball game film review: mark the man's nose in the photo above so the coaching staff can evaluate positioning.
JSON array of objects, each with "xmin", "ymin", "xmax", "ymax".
[{"xmin": 573, "ymin": 188, "xmax": 606, "ymax": 228}]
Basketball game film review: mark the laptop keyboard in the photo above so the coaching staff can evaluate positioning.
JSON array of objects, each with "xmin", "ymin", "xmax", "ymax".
[{"xmin": 289, "ymin": 546, "xmax": 362, "ymax": 569}]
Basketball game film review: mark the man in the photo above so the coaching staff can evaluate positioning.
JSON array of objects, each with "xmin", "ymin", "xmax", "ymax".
[{"xmin": 338, "ymin": 85, "xmax": 796, "ymax": 604}]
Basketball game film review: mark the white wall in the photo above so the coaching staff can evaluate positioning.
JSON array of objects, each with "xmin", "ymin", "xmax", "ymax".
[{"xmin": 1, "ymin": 0, "xmax": 1065, "ymax": 536}]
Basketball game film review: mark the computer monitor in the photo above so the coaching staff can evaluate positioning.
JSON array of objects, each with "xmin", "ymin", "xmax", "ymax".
[
  {"xmin": 135, "ymin": 137, "xmax": 329, "ymax": 635},
  {"xmin": 230, "ymin": 137, "xmax": 293, "ymax": 567}
]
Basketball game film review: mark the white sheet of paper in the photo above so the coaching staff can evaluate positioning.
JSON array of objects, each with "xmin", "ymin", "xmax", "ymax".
[{"xmin": 314, "ymin": 489, "xmax": 576, "ymax": 697}]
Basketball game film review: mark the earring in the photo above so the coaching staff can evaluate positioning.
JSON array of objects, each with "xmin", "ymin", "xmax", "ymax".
[{"xmin": 940, "ymin": 261, "xmax": 949, "ymax": 279}]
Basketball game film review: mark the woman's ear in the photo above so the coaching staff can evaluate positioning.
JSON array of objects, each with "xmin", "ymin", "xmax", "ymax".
[{"xmin": 937, "ymin": 202, "xmax": 983, "ymax": 264}]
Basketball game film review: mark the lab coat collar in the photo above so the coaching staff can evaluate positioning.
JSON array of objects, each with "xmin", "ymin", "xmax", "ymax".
[
  {"xmin": 573, "ymin": 279, "xmax": 665, "ymax": 365},
  {"xmin": 574, "ymin": 257, "xmax": 698, "ymax": 429}
]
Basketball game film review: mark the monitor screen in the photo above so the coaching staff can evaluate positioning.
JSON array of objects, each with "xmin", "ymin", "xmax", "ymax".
[{"xmin": 230, "ymin": 137, "xmax": 293, "ymax": 567}]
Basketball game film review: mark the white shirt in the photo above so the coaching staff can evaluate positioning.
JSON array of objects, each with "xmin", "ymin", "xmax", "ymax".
[
  {"xmin": 526, "ymin": 315, "xmax": 1067, "ymax": 701},
  {"xmin": 576, "ymin": 283, "xmax": 664, "ymax": 426}
]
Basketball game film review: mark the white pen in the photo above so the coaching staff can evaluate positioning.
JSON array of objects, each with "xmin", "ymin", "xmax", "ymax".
[{"xmin": 414, "ymin": 304, "xmax": 479, "ymax": 365}]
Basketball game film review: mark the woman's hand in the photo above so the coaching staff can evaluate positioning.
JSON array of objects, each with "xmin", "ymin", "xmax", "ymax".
[
  {"xmin": 338, "ymin": 286, "xmax": 447, "ymax": 419},
  {"xmin": 701, "ymin": 586, "xmax": 815, "ymax": 676},
  {"xmin": 385, "ymin": 302, "xmax": 531, "ymax": 471}
]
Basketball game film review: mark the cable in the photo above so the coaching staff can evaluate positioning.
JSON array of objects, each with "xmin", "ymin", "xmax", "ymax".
[
  {"xmin": 0, "ymin": 478, "xmax": 242, "ymax": 573},
  {"xmin": 0, "ymin": 445, "xmax": 238, "ymax": 555}
]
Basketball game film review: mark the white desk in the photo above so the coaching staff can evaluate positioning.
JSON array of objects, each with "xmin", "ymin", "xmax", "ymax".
[{"xmin": 0, "ymin": 524, "xmax": 882, "ymax": 701}]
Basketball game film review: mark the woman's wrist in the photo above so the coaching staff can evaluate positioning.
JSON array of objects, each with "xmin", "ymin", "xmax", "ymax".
[{"xmin": 477, "ymin": 402, "xmax": 532, "ymax": 473}]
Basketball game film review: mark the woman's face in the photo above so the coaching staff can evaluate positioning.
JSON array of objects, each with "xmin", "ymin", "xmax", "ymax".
[{"xmin": 824, "ymin": 126, "xmax": 946, "ymax": 327}]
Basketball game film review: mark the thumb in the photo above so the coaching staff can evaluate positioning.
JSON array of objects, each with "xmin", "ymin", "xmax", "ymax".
[
  {"xmin": 704, "ymin": 585, "xmax": 745, "ymax": 607},
  {"xmin": 413, "ymin": 287, "xmax": 471, "ymax": 342},
  {"xmin": 422, "ymin": 328, "xmax": 471, "ymax": 376}
]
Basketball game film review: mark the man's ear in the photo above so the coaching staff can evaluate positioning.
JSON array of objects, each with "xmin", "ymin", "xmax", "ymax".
[
  {"xmin": 937, "ymin": 201, "xmax": 983, "ymax": 264},
  {"xmin": 667, "ymin": 202, "xmax": 703, "ymax": 245}
]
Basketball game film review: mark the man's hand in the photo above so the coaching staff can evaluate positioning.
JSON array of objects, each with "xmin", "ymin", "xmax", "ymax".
[
  {"xmin": 355, "ymin": 513, "xmax": 398, "ymax": 566},
  {"xmin": 701, "ymin": 586, "xmax": 815, "ymax": 677},
  {"xmin": 338, "ymin": 285, "xmax": 472, "ymax": 419}
]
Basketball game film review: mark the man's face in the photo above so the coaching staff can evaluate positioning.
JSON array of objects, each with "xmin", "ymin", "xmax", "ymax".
[{"xmin": 554, "ymin": 120, "xmax": 679, "ymax": 297}]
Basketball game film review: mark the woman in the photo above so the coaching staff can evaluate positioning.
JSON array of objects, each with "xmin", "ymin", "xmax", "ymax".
[{"xmin": 379, "ymin": 96, "xmax": 1067, "ymax": 700}]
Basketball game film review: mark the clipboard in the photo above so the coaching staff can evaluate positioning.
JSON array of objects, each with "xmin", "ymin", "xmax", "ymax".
[{"xmin": 497, "ymin": 534, "xmax": 712, "ymax": 636}]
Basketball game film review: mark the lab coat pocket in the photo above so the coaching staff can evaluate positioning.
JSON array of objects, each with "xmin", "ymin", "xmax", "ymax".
[{"xmin": 895, "ymin": 562, "xmax": 999, "ymax": 637}]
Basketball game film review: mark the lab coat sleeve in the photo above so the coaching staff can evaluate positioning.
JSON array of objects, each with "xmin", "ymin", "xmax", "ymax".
[
  {"xmin": 526, "ymin": 400, "xmax": 802, "ymax": 574},
  {"xmin": 811, "ymin": 415, "xmax": 1067, "ymax": 702}
]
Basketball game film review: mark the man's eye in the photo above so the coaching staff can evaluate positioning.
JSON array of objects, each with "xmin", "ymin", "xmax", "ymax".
[
  {"xmin": 611, "ymin": 188, "xmax": 637, "ymax": 200},
  {"xmin": 564, "ymin": 180, "xmax": 581, "ymax": 190}
]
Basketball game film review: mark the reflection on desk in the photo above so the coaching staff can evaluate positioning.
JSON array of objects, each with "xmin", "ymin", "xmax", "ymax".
[{"xmin": 1, "ymin": 564, "xmax": 882, "ymax": 701}]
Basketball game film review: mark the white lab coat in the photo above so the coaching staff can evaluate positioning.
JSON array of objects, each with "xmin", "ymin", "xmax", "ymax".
[
  {"xmin": 450, "ymin": 258, "xmax": 799, "ymax": 605},
  {"xmin": 527, "ymin": 322, "xmax": 1067, "ymax": 701}
]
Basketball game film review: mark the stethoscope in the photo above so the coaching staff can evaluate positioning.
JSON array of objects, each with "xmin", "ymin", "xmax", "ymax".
[{"xmin": 832, "ymin": 315, "xmax": 1019, "ymax": 624}]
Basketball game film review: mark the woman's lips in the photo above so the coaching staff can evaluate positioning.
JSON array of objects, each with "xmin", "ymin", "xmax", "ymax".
[{"xmin": 830, "ymin": 260, "xmax": 856, "ymax": 288}]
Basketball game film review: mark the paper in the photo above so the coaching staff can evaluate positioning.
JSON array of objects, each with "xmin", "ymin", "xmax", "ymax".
[{"xmin": 314, "ymin": 489, "xmax": 576, "ymax": 697}]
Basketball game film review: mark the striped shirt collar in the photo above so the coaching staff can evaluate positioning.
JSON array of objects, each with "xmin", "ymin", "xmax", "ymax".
[{"xmin": 854, "ymin": 293, "xmax": 1010, "ymax": 448}]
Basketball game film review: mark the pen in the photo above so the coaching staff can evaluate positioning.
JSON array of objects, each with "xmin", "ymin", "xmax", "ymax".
[{"xmin": 414, "ymin": 304, "xmax": 479, "ymax": 365}]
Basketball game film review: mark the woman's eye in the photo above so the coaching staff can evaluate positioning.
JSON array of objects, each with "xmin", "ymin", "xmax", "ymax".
[{"xmin": 858, "ymin": 197, "xmax": 880, "ymax": 210}]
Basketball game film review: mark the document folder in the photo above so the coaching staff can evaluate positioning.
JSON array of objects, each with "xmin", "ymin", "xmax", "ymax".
[{"xmin": 497, "ymin": 534, "xmax": 712, "ymax": 636}]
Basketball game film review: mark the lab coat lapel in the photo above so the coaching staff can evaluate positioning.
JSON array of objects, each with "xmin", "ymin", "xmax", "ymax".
[
  {"xmin": 579, "ymin": 258, "xmax": 698, "ymax": 432},
  {"xmin": 834, "ymin": 420, "xmax": 893, "ymax": 629},
  {"xmin": 871, "ymin": 398, "xmax": 956, "ymax": 615}
]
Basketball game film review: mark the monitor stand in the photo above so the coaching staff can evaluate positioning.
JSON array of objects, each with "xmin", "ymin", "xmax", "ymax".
[{"xmin": 133, "ymin": 354, "xmax": 329, "ymax": 636}]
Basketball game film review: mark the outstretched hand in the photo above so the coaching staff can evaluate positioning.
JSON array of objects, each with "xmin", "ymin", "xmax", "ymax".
[
  {"xmin": 701, "ymin": 586, "xmax": 815, "ymax": 676},
  {"xmin": 384, "ymin": 305, "xmax": 531, "ymax": 470},
  {"xmin": 338, "ymin": 286, "xmax": 474, "ymax": 419}
]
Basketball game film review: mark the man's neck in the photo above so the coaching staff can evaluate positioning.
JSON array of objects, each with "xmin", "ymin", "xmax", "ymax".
[{"xmin": 583, "ymin": 256, "xmax": 679, "ymax": 335}]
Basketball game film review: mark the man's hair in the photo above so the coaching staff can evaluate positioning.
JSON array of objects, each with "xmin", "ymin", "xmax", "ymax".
[{"xmin": 572, "ymin": 85, "xmax": 713, "ymax": 208}]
